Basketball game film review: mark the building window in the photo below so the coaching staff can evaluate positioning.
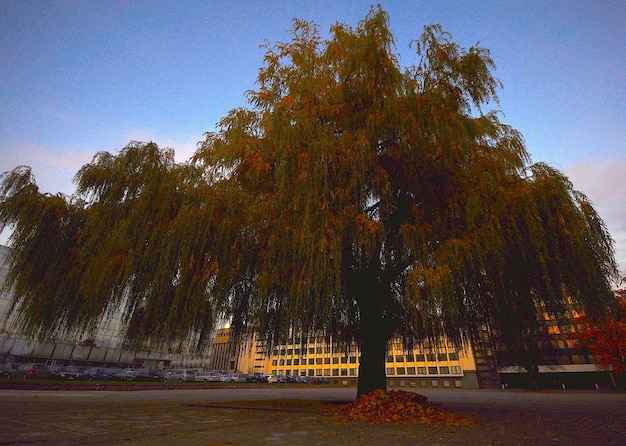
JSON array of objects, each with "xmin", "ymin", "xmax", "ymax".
[
  {"xmin": 438, "ymin": 353, "xmax": 448, "ymax": 361},
  {"xmin": 332, "ymin": 357, "xmax": 339, "ymax": 364},
  {"xmin": 439, "ymin": 366, "xmax": 450, "ymax": 374},
  {"xmin": 324, "ymin": 358, "xmax": 331, "ymax": 364},
  {"xmin": 349, "ymin": 368, "xmax": 357, "ymax": 376},
  {"xmin": 548, "ymin": 325, "xmax": 561, "ymax": 334},
  {"xmin": 418, "ymin": 367, "xmax": 427, "ymax": 375},
  {"xmin": 405, "ymin": 353, "xmax": 415, "ymax": 362},
  {"xmin": 316, "ymin": 358, "xmax": 323, "ymax": 365},
  {"xmin": 279, "ymin": 359, "xmax": 285, "ymax": 366},
  {"xmin": 293, "ymin": 359, "xmax": 299, "ymax": 365},
  {"xmin": 387, "ymin": 355, "xmax": 394, "ymax": 362},
  {"xmin": 286, "ymin": 359, "xmax": 292, "ymax": 366},
  {"xmin": 396, "ymin": 367, "xmax": 406, "ymax": 375},
  {"xmin": 448, "ymin": 352, "xmax": 459, "ymax": 360},
  {"xmin": 308, "ymin": 369, "xmax": 314, "ymax": 376},
  {"xmin": 316, "ymin": 369, "xmax": 323, "ymax": 376},
  {"xmin": 386, "ymin": 367, "xmax": 395, "ymax": 375},
  {"xmin": 341, "ymin": 368, "xmax": 348, "ymax": 376},
  {"xmin": 349, "ymin": 356, "xmax": 357, "ymax": 363},
  {"xmin": 428, "ymin": 366, "xmax": 438, "ymax": 375},
  {"xmin": 407, "ymin": 367, "xmax": 416, "ymax": 375},
  {"xmin": 450, "ymin": 366, "xmax": 462, "ymax": 374},
  {"xmin": 395, "ymin": 355, "xmax": 405, "ymax": 362},
  {"xmin": 308, "ymin": 358, "xmax": 315, "ymax": 365},
  {"xmin": 332, "ymin": 369, "xmax": 339, "ymax": 376},
  {"xmin": 415, "ymin": 354, "xmax": 425, "ymax": 362},
  {"xmin": 324, "ymin": 369, "xmax": 330, "ymax": 376},
  {"xmin": 426, "ymin": 354, "xmax": 436, "ymax": 362}
]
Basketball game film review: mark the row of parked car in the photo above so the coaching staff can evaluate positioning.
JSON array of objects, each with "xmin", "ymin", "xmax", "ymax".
[
  {"xmin": 0, "ymin": 363, "xmax": 330, "ymax": 384},
  {"xmin": 0, "ymin": 363, "xmax": 177, "ymax": 382}
]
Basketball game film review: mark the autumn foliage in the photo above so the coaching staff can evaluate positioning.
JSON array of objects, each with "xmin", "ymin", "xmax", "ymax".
[
  {"xmin": 579, "ymin": 287, "xmax": 626, "ymax": 374},
  {"xmin": 333, "ymin": 390, "xmax": 473, "ymax": 426}
]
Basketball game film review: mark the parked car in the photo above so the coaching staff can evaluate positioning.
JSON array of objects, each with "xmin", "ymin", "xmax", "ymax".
[
  {"xmin": 130, "ymin": 368, "xmax": 155, "ymax": 381},
  {"xmin": 0, "ymin": 364, "xmax": 13, "ymax": 378},
  {"xmin": 108, "ymin": 368, "xmax": 134, "ymax": 381},
  {"xmin": 169, "ymin": 369, "xmax": 196, "ymax": 382},
  {"xmin": 9, "ymin": 363, "xmax": 53, "ymax": 379},
  {"xmin": 78, "ymin": 367, "xmax": 113, "ymax": 381},
  {"xmin": 129, "ymin": 368, "xmax": 167, "ymax": 382},
  {"xmin": 305, "ymin": 376, "xmax": 329, "ymax": 384},
  {"xmin": 195, "ymin": 371, "xmax": 222, "ymax": 382},
  {"xmin": 53, "ymin": 366, "xmax": 80, "ymax": 380},
  {"xmin": 292, "ymin": 375, "xmax": 308, "ymax": 383},
  {"xmin": 243, "ymin": 374, "xmax": 265, "ymax": 383},
  {"xmin": 220, "ymin": 373, "xmax": 247, "ymax": 383},
  {"xmin": 149, "ymin": 369, "xmax": 169, "ymax": 382},
  {"xmin": 267, "ymin": 374, "xmax": 287, "ymax": 383}
]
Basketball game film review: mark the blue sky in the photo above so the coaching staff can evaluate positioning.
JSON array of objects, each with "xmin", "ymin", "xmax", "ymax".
[{"xmin": 1, "ymin": 1, "xmax": 625, "ymax": 276}]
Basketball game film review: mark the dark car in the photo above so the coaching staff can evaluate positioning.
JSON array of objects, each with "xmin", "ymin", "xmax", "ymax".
[
  {"xmin": 9, "ymin": 363, "xmax": 54, "ymax": 379},
  {"xmin": 108, "ymin": 368, "xmax": 134, "ymax": 381},
  {"xmin": 0, "ymin": 364, "xmax": 13, "ymax": 378},
  {"xmin": 149, "ymin": 369, "xmax": 169, "ymax": 382},
  {"xmin": 131, "ymin": 368, "xmax": 163, "ymax": 382},
  {"xmin": 78, "ymin": 367, "xmax": 113, "ymax": 381},
  {"xmin": 53, "ymin": 366, "xmax": 80, "ymax": 380}
]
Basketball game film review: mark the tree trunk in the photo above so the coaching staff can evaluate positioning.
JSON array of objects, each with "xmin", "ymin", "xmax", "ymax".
[
  {"xmin": 357, "ymin": 313, "xmax": 388, "ymax": 397},
  {"xmin": 355, "ymin": 277, "xmax": 396, "ymax": 398},
  {"xmin": 525, "ymin": 363, "xmax": 540, "ymax": 391}
]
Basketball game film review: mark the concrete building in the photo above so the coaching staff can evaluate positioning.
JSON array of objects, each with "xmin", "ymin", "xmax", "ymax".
[{"xmin": 0, "ymin": 245, "xmax": 212, "ymax": 369}]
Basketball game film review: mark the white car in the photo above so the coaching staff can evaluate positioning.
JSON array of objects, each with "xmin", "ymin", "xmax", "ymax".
[
  {"xmin": 169, "ymin": 369, "xmax": 196, "ymax": 382},
  {"xmin": 195, "ymin": 371, "xmax": 222, "ymax": 382},
  {"xmin": 267, "ymin": 374, "xmax": 287, "ymax": 383},
  {"xmin": 220, "ymin": 373, "xmax": 247, "ymax": 382}
]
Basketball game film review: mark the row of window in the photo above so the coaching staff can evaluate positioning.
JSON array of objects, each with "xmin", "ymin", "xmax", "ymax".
[
  {"xmin": 387, "ymin": 366, "xmax": 462, "ymax": 375},
  {"xmin": 271, "ymin": 348, "xmax": 460, "ymax": 362},
  {"xmin": 272, "ymin": 356, "xmax": 357, "ymax": 366},
  {"xmin": 271, "ymin": 365, "xmax": 463, "ymax": 377},
  {"xmin": 271, "ymin": 352, "xmax": 460, "ymax": 367},
  {"xmin": 388, "ymin": 352, "xmax": 459, "ymax": 362}
]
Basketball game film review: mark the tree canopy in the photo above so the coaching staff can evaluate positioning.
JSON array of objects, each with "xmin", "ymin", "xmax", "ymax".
[{"xmin": 0, "ymin": 7, "xmax": 620, "ymax": 396}]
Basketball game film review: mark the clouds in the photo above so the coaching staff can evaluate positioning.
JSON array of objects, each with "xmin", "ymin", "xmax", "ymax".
[
  {"xmin": 565, "ymin": 156, "xmax": 626, "ymax": 279},
  {"xmin": 0, "ymin": 144, "xmax": 93, "ymax": 196}
]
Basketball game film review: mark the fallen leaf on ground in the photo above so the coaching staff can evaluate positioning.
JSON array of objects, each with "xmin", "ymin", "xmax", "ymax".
[{"xmin": 332, "ymin": 389, "xmax": 474, "ymax": 426}]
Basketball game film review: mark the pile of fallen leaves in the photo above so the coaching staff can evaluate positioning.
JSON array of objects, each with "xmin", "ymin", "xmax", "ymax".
[{"xmin": 332, "ymin": 389, "xmax": 473, "ymax": 426}]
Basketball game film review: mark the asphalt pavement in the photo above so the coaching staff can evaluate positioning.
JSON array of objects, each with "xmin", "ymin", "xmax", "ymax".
[{"xmin": 0, "ymin": 386, "xmax": 624, "ymax": 445}]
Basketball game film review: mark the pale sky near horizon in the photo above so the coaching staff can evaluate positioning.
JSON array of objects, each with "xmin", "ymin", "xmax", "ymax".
[{"xmin": 1, "ymin": 1, "xmax": 625, "ymax": 277}]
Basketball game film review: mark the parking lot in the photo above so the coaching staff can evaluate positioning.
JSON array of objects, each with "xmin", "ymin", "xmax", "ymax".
[{"xmin": 1, "ymin": 387, "xmax": 625, "ymax": 445}]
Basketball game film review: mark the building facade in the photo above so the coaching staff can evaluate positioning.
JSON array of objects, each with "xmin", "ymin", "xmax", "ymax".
[
  {"xmin": 265, "ymin": 335, "xmax": 480, "ymax": 389},
  {"xmin": 0, "ymin": 245, "xmax": 212, "ymax": 369}
]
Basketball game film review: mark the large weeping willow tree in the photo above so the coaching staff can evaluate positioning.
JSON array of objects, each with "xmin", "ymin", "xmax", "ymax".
[{"xmin": 0, "ymin": 7, "xmax": 619, "ymax": 397}]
